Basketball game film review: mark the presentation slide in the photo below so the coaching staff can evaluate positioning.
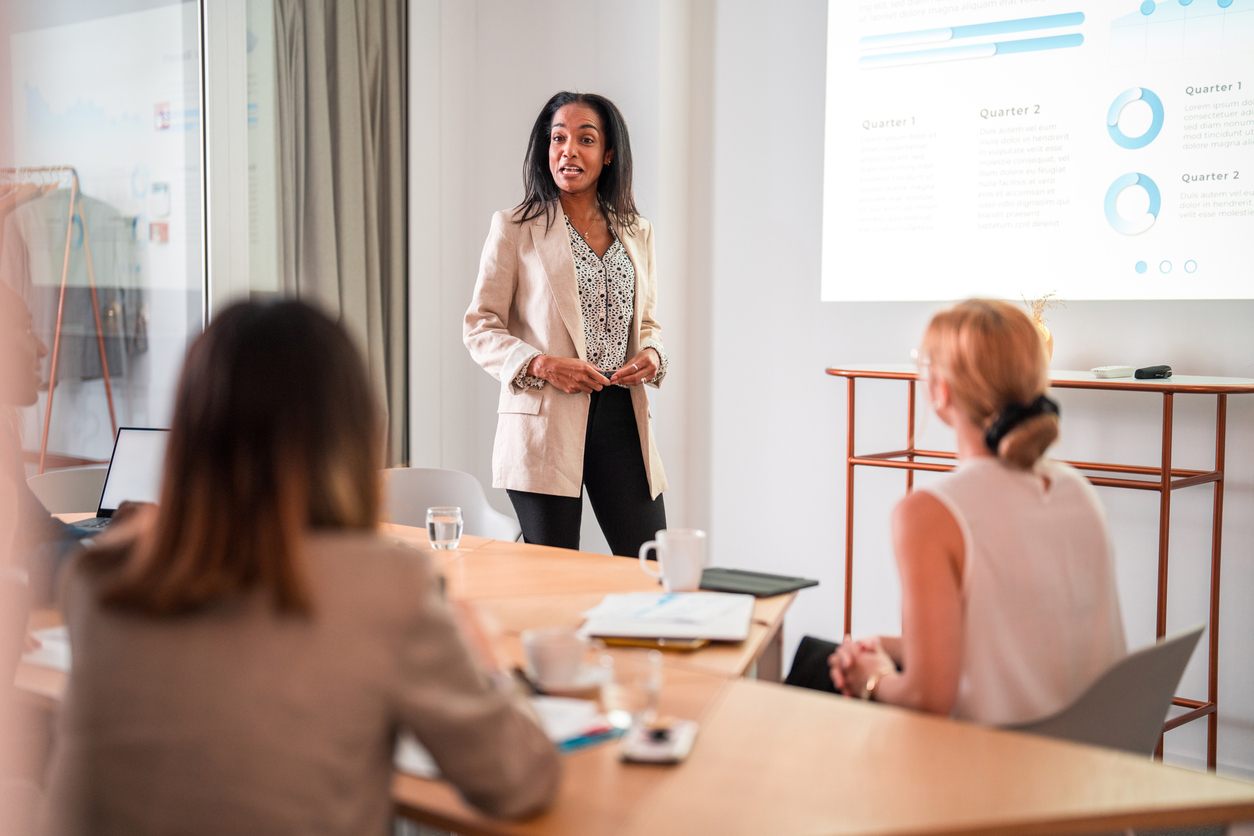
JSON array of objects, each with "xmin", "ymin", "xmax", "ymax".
[{"xmin": 822, "ymin": 0, "xmax": 1254, "ymax": 301}]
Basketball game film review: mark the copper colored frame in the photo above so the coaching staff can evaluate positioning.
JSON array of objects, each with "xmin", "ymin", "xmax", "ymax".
[
  {"xmin": 2, "ymin": 165, "xmax": 119, "ymax": 472},
  {"xmin": 828, "ymin": 366, "xmax": 1254, "ymax": 770}
]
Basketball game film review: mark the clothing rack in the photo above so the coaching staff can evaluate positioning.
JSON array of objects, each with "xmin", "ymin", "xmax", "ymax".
[{"xmin": 1, "ymin": 165, "xmax": 119, "ymax": 472}]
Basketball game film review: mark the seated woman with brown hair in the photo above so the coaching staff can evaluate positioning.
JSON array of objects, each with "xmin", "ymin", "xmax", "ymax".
[
  {"xmin": 40, "ymin": 301, "xmax": 559, "ymax": 835},
  {"xmin": 789, "ymin": 299, "xmax": 1126, "ymax": 725}
]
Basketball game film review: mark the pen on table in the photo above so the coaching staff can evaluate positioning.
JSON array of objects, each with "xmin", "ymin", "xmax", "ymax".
[
  {"xmin": 631, "ymin": 592, "xmax": 677, "ymax": 618},
  {"xmin": 557, "ymin": 725, "xmax": 622, "ymax": 753}
]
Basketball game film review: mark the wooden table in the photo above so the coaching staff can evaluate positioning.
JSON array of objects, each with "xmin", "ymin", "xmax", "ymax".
[
  {"xmin": 18, "ymin": 523, "xmax": 793, "ymax": 695},
  {"xmin": 392, "ymin": 665, "xmax": 732, "ymax": 836},
  {"xmin": 18, "ymin": 522, "xmax": 1254, "ymax": 834},
  {"xmin": 625, "ymin": 679, "xmax": 1254, "ymax": 835},
  {"xmin": 474, "ymin": 592, "xmax": 790, "ymax": 681}
]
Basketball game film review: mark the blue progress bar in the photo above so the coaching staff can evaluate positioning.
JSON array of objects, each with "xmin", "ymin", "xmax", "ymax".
[
  {"xmin": 860, "ymin": 12, "xmax": 1085, "ymax": 49},
  {"xmin": 953, "ymin": 12, "xmax": 1085, "ymax": 38},
  {"xmin": 995, "ymin": 33, "xmax": 1085, "ymax": 54},
  {"xmin": 859, "ymin": 34, "xmax": 1084, "ymax": 68}
]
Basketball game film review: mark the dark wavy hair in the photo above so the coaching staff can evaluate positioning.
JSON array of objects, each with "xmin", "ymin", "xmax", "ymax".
[{"xmin": 513, "ymin": 91, "xmax": 638, "ymax": 233}]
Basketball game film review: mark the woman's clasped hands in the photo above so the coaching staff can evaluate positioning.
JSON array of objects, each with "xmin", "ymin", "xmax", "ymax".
[
  {"xmin": 529, "ymin": 347, "xmax": 659, "ymax": 393},
  {"xmin": 529, "ymin": 355, "xmax": 610, "ymax": 393},
  {"xmin": 608, "ymin": 348, "xmax": 660, "ymax": 387},
  {"xmin": 829, "ymin": 634, "xmax": 897, "ymax": 699}
]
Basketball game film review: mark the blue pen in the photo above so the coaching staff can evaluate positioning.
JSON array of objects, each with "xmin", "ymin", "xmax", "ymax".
[
  {"xmin": 558, "ymin": 727, "xmax": 623, "ymax": 753},
  {"xmin": 631, "ymin": 593, "xmax": 677, "ymax": 618}
]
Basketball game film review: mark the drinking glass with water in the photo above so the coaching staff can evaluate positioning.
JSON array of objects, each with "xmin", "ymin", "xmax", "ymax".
[
  {"xmin": 426, "ymin": 506, "xmax": 464, "ymax": 550},
  {"xmin": 599, "ymin": 650, "xmax": 662, "ymax": 730}
]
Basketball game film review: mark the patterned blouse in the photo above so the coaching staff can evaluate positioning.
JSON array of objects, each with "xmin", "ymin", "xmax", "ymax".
[{"xmin": 513, "ymin": 215, "xmax": 668, "ymax": 390}]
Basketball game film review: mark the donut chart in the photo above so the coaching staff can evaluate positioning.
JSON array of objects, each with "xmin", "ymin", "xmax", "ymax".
[
  {"xmin": 1107, "ymin": 87, "xmax": 1164, "ymax": 149},
  {"xmin": 821, "ymin": 0, "xmax": 1254, "ymax": 301},
  {"xmin": 1104, "ymin": 173, "xmax": 1161, "ymax": 235}
]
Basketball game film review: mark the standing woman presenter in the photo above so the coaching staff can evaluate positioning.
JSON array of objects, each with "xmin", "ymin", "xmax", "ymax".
[{"xmin": 465, "ymin": 91, "xmax": 668, "ymax": 556}]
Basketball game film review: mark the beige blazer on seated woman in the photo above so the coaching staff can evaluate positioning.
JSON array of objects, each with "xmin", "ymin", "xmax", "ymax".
[
  {"xmin": 41, "ymin": 532, "xmax": 560, "ymax": 835},
  {"xmin": 464, "ymin": 206, "xmax": 668, "ymax": 499}
]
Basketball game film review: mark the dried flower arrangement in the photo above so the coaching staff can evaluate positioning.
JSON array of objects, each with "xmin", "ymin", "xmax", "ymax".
[{"xmin": 1023, "ymin": 292, "xmax": 1062, "ymax": 360}]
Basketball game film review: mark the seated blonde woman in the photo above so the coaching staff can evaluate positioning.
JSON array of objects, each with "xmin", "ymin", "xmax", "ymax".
[
  {"xmin": 789, "ymin": 299, "xmax": 1126, "ymax": 725},
  {"xmin": 41, "ymin": 301, "xmax": 559, "ymax": 835}
]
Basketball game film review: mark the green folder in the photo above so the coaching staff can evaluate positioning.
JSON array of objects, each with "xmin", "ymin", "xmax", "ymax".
[{"xmin": 699, "ymin": 568, "xmax": 819, "ymax": 597}]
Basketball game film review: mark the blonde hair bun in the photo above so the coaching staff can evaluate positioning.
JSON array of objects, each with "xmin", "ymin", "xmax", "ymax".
[{"xmin": 921, "ymin": 299, "xmax": 1059, "ymax": 469}]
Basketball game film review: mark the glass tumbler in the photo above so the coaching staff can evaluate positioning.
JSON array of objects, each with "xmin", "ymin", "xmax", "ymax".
[
  {"xmin": 426, "ymin": 506, "xmax": 464, "ymax": 550},
  {"xmin": 599, "ymin": 649, "xmax": 663, "ymax": 730}
]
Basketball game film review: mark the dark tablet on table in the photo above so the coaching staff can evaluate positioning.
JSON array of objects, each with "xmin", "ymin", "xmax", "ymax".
[{"xmin": 699, "ymin": 567, "xmax": 818, "ymax": 597}]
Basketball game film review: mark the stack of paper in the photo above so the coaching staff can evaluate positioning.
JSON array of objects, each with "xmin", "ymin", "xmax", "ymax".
[
  {"xmin": 21, "ymin": 625, "xmax": 72, "ymax": 672},
  {"xmin": 581, "ymin": 592, "xmax": 755, "ymax": 641},
  {"xmin": 396, "ymin": 696, "xmax": 609, "ymax": 778}
]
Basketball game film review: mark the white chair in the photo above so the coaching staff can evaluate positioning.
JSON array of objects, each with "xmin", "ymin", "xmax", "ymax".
[
  {"xmin": 1008, "ymin": 625, "xmax": 1204, "ymax": 757},
  {"xmin": 381, "ymin": 467, "xmax": 522, "ymax": 542},
  {"xmin": 26, "ymin": 465, "xmax": 108, "ymax": 514}
]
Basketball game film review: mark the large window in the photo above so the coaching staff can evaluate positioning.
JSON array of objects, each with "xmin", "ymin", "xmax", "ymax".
[{"xmin": 2, "ymin": 0, "xmax": 203, "ymax": 470}]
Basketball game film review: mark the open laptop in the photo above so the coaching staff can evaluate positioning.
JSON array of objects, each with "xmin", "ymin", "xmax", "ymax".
[{"xmin": 74, "ymin": 427, "xmax": 169, "ymax": 530}]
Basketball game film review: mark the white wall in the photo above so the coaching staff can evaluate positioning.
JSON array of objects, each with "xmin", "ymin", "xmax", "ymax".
[
  {"xmin": 409, "ymin": 0, "xmax": 1254, "ymax": 777},
  {"xmin": 709, "ymin": 0, "xmax": 1254, "ymax": 778}
]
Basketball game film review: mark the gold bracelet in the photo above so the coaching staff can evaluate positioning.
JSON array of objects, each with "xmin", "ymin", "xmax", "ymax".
[{"xmin": 862, "ymin": 672, "xmax": 884, "ymax": 701}]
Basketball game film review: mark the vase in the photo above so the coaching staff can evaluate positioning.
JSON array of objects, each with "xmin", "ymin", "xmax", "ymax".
[{"xmin": 1033, "ymin": 318, "xmax": 1054, "ymax": 360}]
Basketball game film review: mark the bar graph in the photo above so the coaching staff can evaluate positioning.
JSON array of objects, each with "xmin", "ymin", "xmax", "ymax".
[{"xmin": 858, "ymin": 12, "xmax": 1085, "ymax": 70}]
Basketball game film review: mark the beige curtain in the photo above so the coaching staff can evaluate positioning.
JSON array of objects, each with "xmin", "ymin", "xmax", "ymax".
[{"xmin": 274, "ymin": 0, "xmax": 408, "ymax": 465}]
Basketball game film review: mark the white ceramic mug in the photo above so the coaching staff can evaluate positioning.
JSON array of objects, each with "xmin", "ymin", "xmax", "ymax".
[
  {"xmin": 521, "ymin": 626, "xmax": 588, "ymax": 689},
  {"xmin": 638, "ymin": 528, "xmax": 708, "ymax": 592}
]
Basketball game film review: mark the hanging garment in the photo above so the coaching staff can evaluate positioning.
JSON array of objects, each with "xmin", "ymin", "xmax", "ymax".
[
  {"xmin": 0, "ymin": 189, "xmax": 144, "ymax": 383},
  {"xmin": 0, "ymin": 182, "xmax": 46, "ymax": 271}
]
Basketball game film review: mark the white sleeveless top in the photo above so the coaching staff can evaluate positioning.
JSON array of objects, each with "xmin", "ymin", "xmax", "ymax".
[{"xmin": 920, "ymin": 457, "xmax": 1126, "ymax": 725}]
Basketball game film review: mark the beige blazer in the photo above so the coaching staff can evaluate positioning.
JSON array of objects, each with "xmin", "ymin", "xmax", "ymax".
[
  {"xmin": 41, "ymin": 532, "xmax": 560, "ymax": 836},
  {"xmin": 464, "ymin": 206, "xmax": 668, "ymax": 499}
]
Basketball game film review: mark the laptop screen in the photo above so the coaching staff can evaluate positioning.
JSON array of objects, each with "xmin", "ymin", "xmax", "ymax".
[{"xmin": 97, "ymin": 428, "xmax": 169, "ymax": 516}]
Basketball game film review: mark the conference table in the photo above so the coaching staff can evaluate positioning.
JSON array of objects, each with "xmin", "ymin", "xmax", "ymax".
[{"xmin": 16, "ymin": 521, "xmax": 1254, "ymax": 835}]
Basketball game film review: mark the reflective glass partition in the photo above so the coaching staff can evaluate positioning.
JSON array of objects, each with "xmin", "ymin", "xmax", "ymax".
[
  {"xmin": 247, "ymin": 0, "xmax": 280, "ymax": 295},
  {"xmin": 1, "ymin": 0, "xmax": 203, "ymax": 470}
]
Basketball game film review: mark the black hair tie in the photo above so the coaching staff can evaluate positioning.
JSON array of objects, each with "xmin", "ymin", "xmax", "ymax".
[{"xmin": 984, "ymin": 394, "xmax": 1060, "ymax": 455}]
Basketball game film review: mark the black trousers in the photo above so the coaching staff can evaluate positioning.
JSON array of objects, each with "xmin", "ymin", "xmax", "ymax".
[
  {"xmin": 785, "ymin": 636, "xmax": 905, "ymax": 695},
  {"xmin": 507, "ymin": 385, "xmax": 666, "ymax": 558},
  {"xmin": 784, "ymin": 635, "xmax": 841, "ymax": 694}
]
